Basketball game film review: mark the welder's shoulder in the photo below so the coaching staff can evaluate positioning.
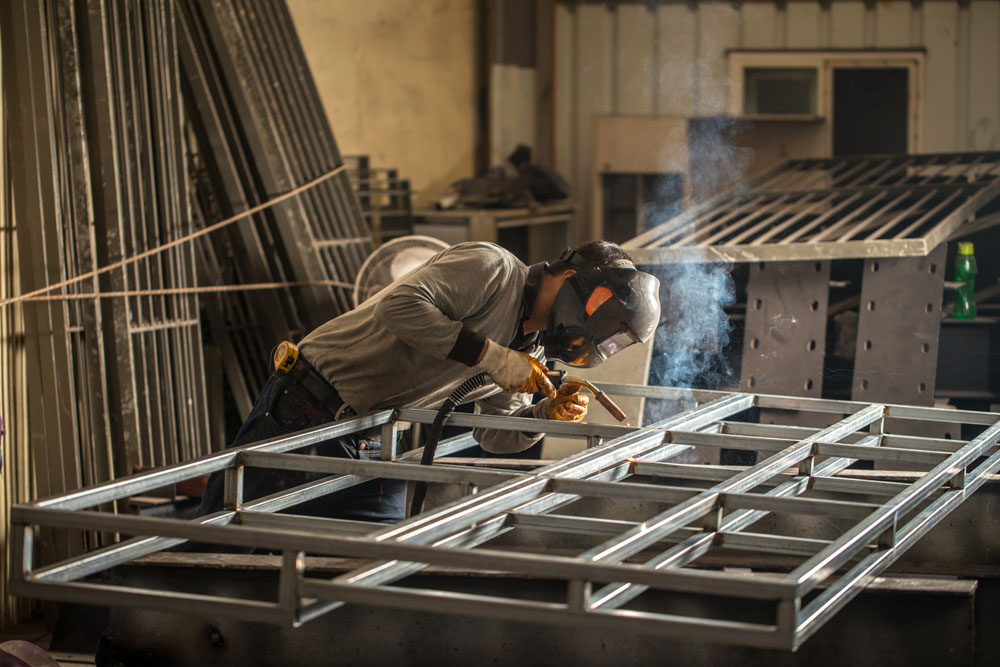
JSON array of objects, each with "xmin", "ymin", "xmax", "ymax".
[{"xmin": 438, "ymin": 242, "xmax": 522, "ymax": 276}]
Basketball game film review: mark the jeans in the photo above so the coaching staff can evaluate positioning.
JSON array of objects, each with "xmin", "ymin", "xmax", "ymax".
[{"xmin": 197, "ymin": 370, "xmax": 406, "ymax": 523}]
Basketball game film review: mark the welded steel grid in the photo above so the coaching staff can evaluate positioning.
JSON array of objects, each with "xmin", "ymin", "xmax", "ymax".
[
  {"xmin": 11, "ymin": 384, "xmax": 1000, "ymax": 650},
  {"xmin": 624, "ymin": 152, "xmax": 1000, "ymax": 264}
]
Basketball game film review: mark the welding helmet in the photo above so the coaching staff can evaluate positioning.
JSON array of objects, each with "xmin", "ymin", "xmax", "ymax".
[{"xmin": 542, "ymin": 248, "xmax": 661, "ymax": 368}]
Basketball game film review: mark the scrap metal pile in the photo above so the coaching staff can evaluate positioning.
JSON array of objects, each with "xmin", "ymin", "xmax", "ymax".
[{"xmin": 11, "ymin": 384, "xmax": 1000, "ymax": 650}]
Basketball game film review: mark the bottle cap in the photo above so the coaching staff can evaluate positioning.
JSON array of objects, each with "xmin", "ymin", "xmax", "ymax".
[{"xmin": 958, "ymin": 242, "xmax": 975, "ymax": 256}]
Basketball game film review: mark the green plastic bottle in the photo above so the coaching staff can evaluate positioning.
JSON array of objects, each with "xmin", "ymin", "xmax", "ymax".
[{"xmin": 953, "ymin": 241, "xmax": 977, "ymax": 320}]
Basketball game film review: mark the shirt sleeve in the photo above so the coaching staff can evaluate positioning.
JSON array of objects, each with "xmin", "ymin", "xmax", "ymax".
[
  {"xmin": 372, "ymin": 243, "xmax": 512, "ymax": 362},
  {"xmin": 472, "ymin": 390, "xmax": 547, "ymax": 454},
  {"xmin": 472, "ymin": 344, "xmax": 549, "ymax": 454}
]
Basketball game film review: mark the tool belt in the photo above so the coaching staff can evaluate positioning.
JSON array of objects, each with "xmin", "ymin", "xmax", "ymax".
[{"xmin": 273, "ymin": 340, "xmax": 347, "ymax": 418}]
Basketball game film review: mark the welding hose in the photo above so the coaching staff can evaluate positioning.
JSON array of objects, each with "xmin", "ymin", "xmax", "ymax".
[{"xmin": 409, "ymin": 372, "xmax": 491, "ymax": 517}]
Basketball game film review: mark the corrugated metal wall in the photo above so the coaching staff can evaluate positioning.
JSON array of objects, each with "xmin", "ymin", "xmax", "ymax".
[{"xmin": 555, "ymin": 0, "xmax": 1000, "ymax": 241}]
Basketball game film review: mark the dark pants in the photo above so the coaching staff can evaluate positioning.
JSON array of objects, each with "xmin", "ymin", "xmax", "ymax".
[{"xmin": 197, "ymin": 369, "xmax": 406, "ymax": 523}]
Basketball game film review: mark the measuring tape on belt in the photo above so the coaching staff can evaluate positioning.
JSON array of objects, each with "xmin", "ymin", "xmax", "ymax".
[
  {"xmin": 273, "ymin": 340, "xmax": 300, "ymax": 372},
  {"xmin": 272, "ymin": 340, "xmax": 354, "ymax": 421}
]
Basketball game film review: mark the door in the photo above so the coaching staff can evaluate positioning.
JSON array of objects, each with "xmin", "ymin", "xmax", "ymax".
[{"xmin": 833, "ymin": 68, "xmax": 909, "ymax": 156}]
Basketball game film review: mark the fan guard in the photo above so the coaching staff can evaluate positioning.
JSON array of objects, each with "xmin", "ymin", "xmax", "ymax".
[{"xmin": 352, "ymin": 235, "xmax": 450, "ymax": 307}]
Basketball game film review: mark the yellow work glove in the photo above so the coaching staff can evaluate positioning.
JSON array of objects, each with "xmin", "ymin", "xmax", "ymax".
[
  {"xmin": 543, "ymin": 382, "xmax": 589, "ymax": 422},
  {"xmin": 476, "ymin": 339, "xmax": 557, "ymax": 399}
]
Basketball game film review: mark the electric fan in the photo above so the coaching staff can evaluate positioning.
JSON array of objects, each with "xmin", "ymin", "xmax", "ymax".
[{"xmin": 352, "ymin": 235, "xmax": 450, "ymax": 308}]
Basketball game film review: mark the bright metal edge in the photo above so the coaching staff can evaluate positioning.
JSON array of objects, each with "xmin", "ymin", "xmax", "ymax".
[
  {"xmin": 30, "ymin": 511, "xmax": 235, "ymax": 583},
  {"xmin": 628, "ymin": 239, "xmax": 931, "ymax": 264},
  {"xmin": 624, "ymin": 152, "xmax": 1000, "ymax": 263},
  {"xmin": 240, "ymin": 451, "xmax": 525, "ymax": 486},
  {"xmin": 29, "ymin": 410, "xmax": 395, "ymax": 510},
  {"xmin": 551, "ymin": 477, "xmax": 878, "ymax": 521},
  {"xmin": 598, "ymin": 383, "xmax": 999, "ymax": 425},
  {"xmin": 663, "ymin": 431, "xmax": 952, "ymax": 465},
  {"xmin": 45, "ymin": 381, "xmax": 987, "ymax": 519}
]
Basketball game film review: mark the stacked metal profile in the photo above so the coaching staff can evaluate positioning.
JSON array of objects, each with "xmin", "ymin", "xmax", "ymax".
[
  {"xmin": 177, "ymin": 0, "xmax": 374, "ymax": 417},
  {"xmin": 625, "ymin": 152, "xmax": 1000, "ymax": 265},
  {"xmin": 1, "ymin": 0, "xmax": 210, "ymax": 621},
  {"xmin": 0, "ymin": 66, "xmax": 31, "ymax": 626},
  {"xmin": 11, "ymin": 382, "xmax": 1000, "ymax": 650},
  {"xmin": 345, "ymin": 155, "xmax": 414, "ymax": 245}
]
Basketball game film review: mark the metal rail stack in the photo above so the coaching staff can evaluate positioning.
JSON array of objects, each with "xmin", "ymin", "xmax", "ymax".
[
  {"xmin": 11, "ymin": 383, "xmax": 1000, "ymax": 652},
  {"xmin": 3, "ymin": 0, "xmax": 210, "ymax": 568}
]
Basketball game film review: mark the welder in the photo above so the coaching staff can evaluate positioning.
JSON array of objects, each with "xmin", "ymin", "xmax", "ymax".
[{"xmin": 197, "ymin": 240, "xmax": 661, "ymax": 523}]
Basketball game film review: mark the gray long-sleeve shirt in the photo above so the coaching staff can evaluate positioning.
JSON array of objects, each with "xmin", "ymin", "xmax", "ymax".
[{"xmin": 298, "ymin": 242, "xmax": 547, "ymax": 453}]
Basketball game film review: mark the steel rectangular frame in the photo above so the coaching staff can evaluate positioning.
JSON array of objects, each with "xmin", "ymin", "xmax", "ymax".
[
  {"xmin": 11, "ymin": 383, "xmax": 1000, "ymax": 651},
  {"xmin": 624, "ymin": 152, "xmax": 1000, "ymax": 264}
]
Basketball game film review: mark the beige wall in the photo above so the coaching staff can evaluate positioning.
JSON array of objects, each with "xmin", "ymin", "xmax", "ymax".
[{"xmin": 287, "ymin": 0, "xmax": 480, "ymax": 208}]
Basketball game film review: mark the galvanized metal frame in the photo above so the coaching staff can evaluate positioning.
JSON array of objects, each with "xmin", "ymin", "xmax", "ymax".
[
  {"xmin": 80, "ymin": 0, "xmax": 210, "ymax": 474},
  {"xmin": 624, "ymin": 152, "xmax": 1000, "ymax": 264},
  {"xmin": 12, "ymin": 383, "xmax": 1000, "ymax": 651}
]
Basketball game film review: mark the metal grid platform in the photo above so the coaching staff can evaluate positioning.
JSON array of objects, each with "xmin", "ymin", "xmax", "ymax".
[
  {"xmin": 624, "ymin": 152, "xmax": 1000, "ymax": 264},
  {"xmin": 12, "ymin": 384, "xmax": 1000, "ymax": 651}
]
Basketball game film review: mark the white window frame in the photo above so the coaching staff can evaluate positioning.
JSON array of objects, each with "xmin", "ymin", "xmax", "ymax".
[{"xmin": 729, "ymin": 51, "xmax": 925, "ymax": 154}]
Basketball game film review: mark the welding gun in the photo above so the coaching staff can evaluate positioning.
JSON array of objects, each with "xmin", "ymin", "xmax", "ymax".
[{"xmin": 545, "ymin": 370, "xmax": 629, "ymax": 424}]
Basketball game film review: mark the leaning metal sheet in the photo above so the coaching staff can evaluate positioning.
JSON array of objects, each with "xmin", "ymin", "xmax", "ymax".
[
  {"xmin": 624, "ymin": 152, "xmax": 1000, "ymax": 264},
  {"xmin": 11, "ymin": 384, "xmax": 1000, "ymax": 651}
]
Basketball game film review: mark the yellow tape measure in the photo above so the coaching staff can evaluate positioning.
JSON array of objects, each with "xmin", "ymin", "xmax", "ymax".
[{"xmin": 273, "ymin": 340, "xmax": 299, "ymax": 372}]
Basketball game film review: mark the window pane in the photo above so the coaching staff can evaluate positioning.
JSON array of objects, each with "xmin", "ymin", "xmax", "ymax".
[{"xmin": 744, "ymin": 67, "xmax": 817, "ymax": 115}]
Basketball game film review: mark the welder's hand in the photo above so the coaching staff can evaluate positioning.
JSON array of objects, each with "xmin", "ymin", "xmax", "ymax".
[
  {"xmin": 476, "ymin": 339, "xmax": 557, "ymax": 399},
  {"xmin": 542, "ymin": 382, "xmax": 589, "ymax": 422}
]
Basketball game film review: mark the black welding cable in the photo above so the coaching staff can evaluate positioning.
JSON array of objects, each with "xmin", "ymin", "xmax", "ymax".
[{"xmin": 409, "ymin": 373, "xmax": 491, "ymax": 517}]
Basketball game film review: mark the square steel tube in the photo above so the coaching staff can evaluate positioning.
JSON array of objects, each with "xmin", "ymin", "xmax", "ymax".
[
  {"xmin": 792, "ymin": 418, "xmax": 1000, "ymax": 594},
  {"xmin": 13, "ymin": 507, "xmax": 793, "ymax": 600},
  {"xmin": 32, "ymin": 410, "xmax": 394, "ymax": 511}
]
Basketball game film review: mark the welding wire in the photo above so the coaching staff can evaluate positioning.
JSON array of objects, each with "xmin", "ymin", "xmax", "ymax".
[
  {"xmin": 14, "ymin": 280, "xmax": 356, "ymax": 301},
  {"xmin": 0, "ymin": 163, "xmax": 348, "ymax": 308}
]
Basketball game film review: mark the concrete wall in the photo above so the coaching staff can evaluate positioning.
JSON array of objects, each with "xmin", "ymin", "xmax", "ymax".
[
  {"xmin": 287, "ymin": 0, "xmax": 481, "ymax": 208},
  {"xmin": 555, "ymin": 0, "xmax": 1000, "ymax": 242}
]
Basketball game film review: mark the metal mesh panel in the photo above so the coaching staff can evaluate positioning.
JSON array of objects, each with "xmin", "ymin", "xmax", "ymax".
[{"xmin": 625, "ymin": 152, "xmax": 1000, "ymax": 264}]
